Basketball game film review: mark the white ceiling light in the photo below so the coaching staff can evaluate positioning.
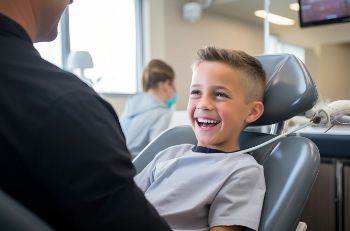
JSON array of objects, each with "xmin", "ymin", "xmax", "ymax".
[
  {"xmin": 254, "ymin": 10, "xmax": 295, "ymax": 26},
  {"xmin": 183, "ymin": 0, "xmax": 214, "ymax": 23},
  {"xmin": 289, "ymin": 3, "xmax": 300, "ymax": 11},
  {"xmin": 183, "ymin": 2, "xmax": 202, "ymax": 22}
]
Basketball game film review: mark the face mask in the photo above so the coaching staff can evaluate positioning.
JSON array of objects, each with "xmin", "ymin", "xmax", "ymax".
[{"xmin": 165, "ymin": 95, "xmax": 177, "ymax": 108}]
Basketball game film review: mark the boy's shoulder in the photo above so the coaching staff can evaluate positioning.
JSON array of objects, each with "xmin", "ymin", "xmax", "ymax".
[
  {"xmin": 155, "ymin": 143, "xmax": 195, "ymax": 161},
  {"xmin": 232, "ymin": 153, "xmax": 263, "ymax": 169}
]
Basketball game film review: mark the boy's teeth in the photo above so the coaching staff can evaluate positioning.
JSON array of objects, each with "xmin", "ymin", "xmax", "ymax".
[{"xmin": 197, "ymin": 118, "xmax": 219, "ymax": 124}]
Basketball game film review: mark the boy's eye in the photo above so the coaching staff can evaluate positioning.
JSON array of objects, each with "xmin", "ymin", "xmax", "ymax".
[
  {"xmin": 215, "ymin": 91, "xmax": 229, "ymax": 98},
  {"xmin": 190, "ymin": 89, "xmax": 201, "ymax": 96}
]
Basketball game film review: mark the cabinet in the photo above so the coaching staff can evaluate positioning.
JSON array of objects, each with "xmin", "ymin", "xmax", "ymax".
[
  {"xmin": 298, "ymin": 133, "xmax": 350, "ymax": 231},
  {"xmin": 344, "ymin": 164, "xmax": 350, "ymax": 231},
  {"xmin": 301, "ymin": 161, "xmax": 336, "ymax": 231}
]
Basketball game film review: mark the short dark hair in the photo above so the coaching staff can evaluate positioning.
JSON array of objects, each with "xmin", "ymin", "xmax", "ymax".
[
  {"xmin": 142, "ymin": 59, "xmax": 175, "ymax": 91},
  {"xmin": 193, "ymin": 46, "xmax": 266, "ymax": 102}
]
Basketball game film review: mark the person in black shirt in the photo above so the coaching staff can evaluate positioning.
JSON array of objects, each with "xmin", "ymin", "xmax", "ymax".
[{"xmin": 0, "ymin": 0, "xmax": 170, "ymax": 230}]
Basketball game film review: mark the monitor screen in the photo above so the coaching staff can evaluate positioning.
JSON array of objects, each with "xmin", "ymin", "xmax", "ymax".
[{"xmin": 299, "ymin": 0, "xmax": 350, "ymax": 27}]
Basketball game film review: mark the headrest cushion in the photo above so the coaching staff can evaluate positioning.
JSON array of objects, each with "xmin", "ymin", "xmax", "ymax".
[{"xmin": 252, "ymin": 54, "xmax": 318, "ymax": 126}]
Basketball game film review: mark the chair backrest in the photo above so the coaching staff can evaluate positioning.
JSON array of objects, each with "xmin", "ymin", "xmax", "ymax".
[
  {"xmin": 0, "ymin": 189, "xmax": 54, "ymax": 231},
  {"xmin": 133, "ymin": 54, "xmax": 320, "ymax": 231}
]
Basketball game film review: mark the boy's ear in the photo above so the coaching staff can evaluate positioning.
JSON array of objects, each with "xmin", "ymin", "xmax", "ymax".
[{"xmin": 245, "ymin": 101, "xmax": 264, "ymax": 124}]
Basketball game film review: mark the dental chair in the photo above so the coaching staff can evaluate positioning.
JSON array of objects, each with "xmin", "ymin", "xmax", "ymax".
[
  {"xmin": 0, "ymin": 189, "xmax": 54, "ymax": 231},
  {"xmin": 133, "ymin": 54, "xmax": 320, "ymax": 231}
]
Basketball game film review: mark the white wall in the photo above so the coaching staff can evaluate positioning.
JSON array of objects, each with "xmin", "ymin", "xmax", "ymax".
[
  {"xmin": 303, "ymin": 43, "xmax": 350, "ymax": 103},
  {"xmin": 105, "ymin": 0, "xmax": 350, "ymax": 114},
  {"xmin": 145, "ymin": 0, "xmax": 264, "ymax": 110},
  {"xmin": 106, "ymin": 0, "xmax": 264, "ymax": 112},
  {"xmin": 103, "ymin": 94, "xmax": 128, "ymax": 116},
  {"xmin": 316, "ymin": 43, "xmax": 350, "ymax": 101}
]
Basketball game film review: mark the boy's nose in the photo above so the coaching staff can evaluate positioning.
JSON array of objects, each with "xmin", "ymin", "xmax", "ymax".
[{"xmin": 196, "ymin": 97, "xmax": 214, "ymax": 110}]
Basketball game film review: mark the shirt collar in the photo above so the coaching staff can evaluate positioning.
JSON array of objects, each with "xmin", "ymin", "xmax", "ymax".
[
  {"xmin": 192, "ymin": 145, "xmax": 239, "ymax": 154},
  {"xmin": 0, "ymin": 13, "xmax": 32, "ymax": 43}
]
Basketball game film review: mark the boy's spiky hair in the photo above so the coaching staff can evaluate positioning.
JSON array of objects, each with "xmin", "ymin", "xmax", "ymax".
[{"xmin": 192, "ymin": 46, "xmax": 266, "ymax": 102}]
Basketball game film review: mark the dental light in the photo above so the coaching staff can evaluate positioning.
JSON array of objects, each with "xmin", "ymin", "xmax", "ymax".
[
  {"xmin": 315, "ymin": 100, "xmax": 350, "ymax": 126},
  {"xmin": 231, "ymin": 100, "xmax": 350, "ymax": 156}
]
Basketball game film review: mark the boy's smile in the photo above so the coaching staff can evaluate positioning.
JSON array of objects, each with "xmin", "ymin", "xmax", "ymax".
[
  {"xmin": 195, "ymin": 117, "xmax": 221, "ymax": 129},
  {"xmin": 188, "ymin": 61, "xmax": 262, "ymax": 152}
]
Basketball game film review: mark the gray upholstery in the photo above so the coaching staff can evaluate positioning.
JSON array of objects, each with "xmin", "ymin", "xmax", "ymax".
[
  {"xmin": 0, "ymin": 190, "xmax": 54, "ymax": 231},
  {"xmin": 133, "ymin": 54, "xmax": 320, "ymax": 231},
  {"xmin": 253, "ymin": 54, "xmax": 318, "ymax": 126}
]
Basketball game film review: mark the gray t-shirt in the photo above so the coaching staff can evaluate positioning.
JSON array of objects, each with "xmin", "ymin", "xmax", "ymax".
[{"xmin": 134, "ymin": 144, "xmax": 266, "ymax": 231}]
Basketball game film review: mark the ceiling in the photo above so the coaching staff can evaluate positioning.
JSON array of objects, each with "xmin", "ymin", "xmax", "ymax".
[
  {"xmin": 208, "ymin": 0, "xmax": 298, "ymax": 26},
  {"xmin": 200, "ymin": 0, "xmax": 350, "ymax": 48}
]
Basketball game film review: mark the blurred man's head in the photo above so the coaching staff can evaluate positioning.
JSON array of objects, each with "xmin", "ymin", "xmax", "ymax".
[
  {"xmin": 33, "ymin": 0, "xmax": 73, "ymax": 42},
  {"xmin": 0, "ymin": 0, "xmax": 73, "ymax": 42}
]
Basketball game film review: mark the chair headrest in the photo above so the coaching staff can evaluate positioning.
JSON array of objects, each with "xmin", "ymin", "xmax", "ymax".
[{"xmin": 252, "ymin": 54, "xmax": 318, "ymax": 126}]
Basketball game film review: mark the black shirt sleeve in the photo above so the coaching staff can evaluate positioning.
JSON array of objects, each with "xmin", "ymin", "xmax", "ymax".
[{"xmin": 31, "ymin": 91, "xmax": 170, "ymax": 231}]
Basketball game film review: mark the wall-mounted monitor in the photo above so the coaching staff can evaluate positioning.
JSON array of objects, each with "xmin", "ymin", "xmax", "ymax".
[{"xmin": 299, "ymin": 0, "xmax": 350, "ymax": 27}]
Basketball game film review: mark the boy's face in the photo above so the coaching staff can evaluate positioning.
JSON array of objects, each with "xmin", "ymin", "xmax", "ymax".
[{"xmin": 187, "ymin": 61, "xmax": 263, "ymax": 152}]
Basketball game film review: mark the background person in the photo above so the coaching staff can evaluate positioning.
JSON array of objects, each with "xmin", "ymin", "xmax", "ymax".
[
  {"xmin": 0, "ymin": 0, "xmax": 170, "ymax": 230},
  {"xmin": 120, "ymin": 59, "xmax": 177, "ymax": 158}
]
